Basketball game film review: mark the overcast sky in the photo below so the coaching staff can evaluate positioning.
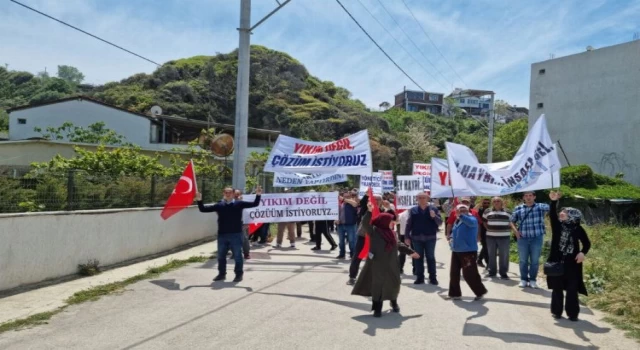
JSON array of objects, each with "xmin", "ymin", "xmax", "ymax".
[{"xmin": 2, "ymin": 0, "xmax": 639, "ymax": 110}]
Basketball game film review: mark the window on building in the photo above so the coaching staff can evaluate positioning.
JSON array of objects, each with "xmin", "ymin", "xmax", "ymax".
[
  {"xmin": 539, "ymin": 69, "xmax": 546, "ymax": 75},
  {"xmin": 407, "ymin": 91, "xmax": 425, "ymax": 100},
  {"xmin": 482, "ymin": 103, "xmax": 489, "ymax": 109},
  {"xmin": 537, "ymin": 102, "xmax": 544, "ymax": 109},
  {"xmin": 17, "ymin": 118, "xmax": 26, "ymax": 125},
  {"xmin": 429, "ymin": 94, "xmax": 439, "ymax": 101},
  {"xmin": 459, "ymin": 98, "xmax": 465, "ymax": 103}
]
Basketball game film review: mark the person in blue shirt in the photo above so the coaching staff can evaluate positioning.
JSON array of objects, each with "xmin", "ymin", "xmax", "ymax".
[
  {"xmin": 447, "ymin": 204, "xmax": 488, "ymax": 301},
  {"xmin": 195, "ymin": 186, "xmax": 262, "ymax": 283}
]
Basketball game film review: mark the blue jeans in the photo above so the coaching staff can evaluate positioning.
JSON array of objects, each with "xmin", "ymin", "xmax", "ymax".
[
  {"xmin": 412, "ymin": 239, "xmax": 437, "ymax": 280},
  {"xmin": 517, "ymin": 235, "xmax": 544, "ymax": 282},
  {"xmin": 337, "ymin": 224, "xmax": 357, "ymax": 257},
  {"xmin": 217, "ymin": 232, "xmax": 243, "ymax": 275}
]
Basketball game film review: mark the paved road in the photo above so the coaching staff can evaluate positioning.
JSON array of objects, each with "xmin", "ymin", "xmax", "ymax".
[{"xmin": 0, "ymin": 233, "xmax": 634, "ymax": 349}]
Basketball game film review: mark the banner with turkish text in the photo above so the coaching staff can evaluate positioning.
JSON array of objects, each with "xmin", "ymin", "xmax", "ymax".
[
  {"xmin": 358, "ymin": 172, "xmax": 382, "ymax": 197},
  {"xmin": 239, "ymin": 192, "xmax": 339, "ymax": 224},
  {"xmin": 264, "ymin": 130, "xmax": 372, "ymax": 175},
  {"xmin": 273, "ymin": 172, "xmax": 347, "ymax": 187},
  {"xmin": 429, "ymin": 158, "xmax": 510, "ymax": 198},
  {"xmin": 160, "ymin": 160, "xmax": 197, "ymax": 220},
  {"xmin": 445, "ymin": 115, "xmax": 561, "ymax": 196},
  {"xmin": 380, "ymin": 170, "xmax": 394, "ymax": 192},
  {"xmin": 395, "ymin": 175, "xmax": 424, "ymax": 209},
  {"xmin": 412, "ymin": 163, "xmax": 431, "ymax": 190}
]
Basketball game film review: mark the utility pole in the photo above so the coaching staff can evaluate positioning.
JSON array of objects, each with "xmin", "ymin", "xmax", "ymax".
[
  {"xmin": 487, "ymin": 92, "xmax": 495, "ymax": 163},
  {"xmin": 232, "ymin": 0, "xmax": 291, "ymax": 192}
]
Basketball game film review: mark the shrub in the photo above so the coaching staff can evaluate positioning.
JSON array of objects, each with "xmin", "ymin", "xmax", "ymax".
[
  {"xmin": 78, "ymin": 259, "xmax": 101, "ymax": 276},
  {"xmin": 561, "ymin": 165, "xmax": 597, "ymax": 189}
]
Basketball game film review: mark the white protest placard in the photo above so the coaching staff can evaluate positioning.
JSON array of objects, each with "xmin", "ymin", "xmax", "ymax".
[
  {"xmin": 358, "ymin": 172, "xmax": 382, "ymax": 197},
  {"xmin": 396, "ymin": 175, "xmax": 423, "ymax": 209},
  {"xmin": 380, "ymin": 170, "xmax": 394, "ymax": 192},
  {"xmin": 413, "ymin": 163, "xmax": 431, "ymax": 190},
  {"xmin": 445, "ymin": 115, "xmax": 561, "ymax": 196},
  {"xmin": 273, "ymin": 172, "xmax": 347, "ymax": 187},
  {"xmin": 241, "ymin": 192, "xmax": 339, "ymax": 224},
  {"xmin": 264, "ymin": 130, "xmax": 372, "ymax": 175}
]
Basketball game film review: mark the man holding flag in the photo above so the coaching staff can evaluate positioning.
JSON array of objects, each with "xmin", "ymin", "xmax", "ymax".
[{"xmin": 195, "ymin": 185, "xmax": 262, "ymax": 283}]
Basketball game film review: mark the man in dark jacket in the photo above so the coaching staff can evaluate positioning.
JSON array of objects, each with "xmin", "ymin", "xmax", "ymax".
[
  {"xmin": 405, "ymin": 192, "xmax": 442, "ymax": 285},
  {"xmin": 196, "ymin": 186, "xmax": 262, "ymax": 283}
]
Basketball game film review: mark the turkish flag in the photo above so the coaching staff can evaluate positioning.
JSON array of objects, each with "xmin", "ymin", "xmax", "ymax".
[
  {"xmin": 160, "ymin": 160, "xmax": 197, "ymax": 220},
  {"xmin": 358, "ymin": 187, "xmax": 380, "ymax": 259},
  {"xmin": 248, "ymin": 223, "xmax": 263, "ymax": 235}
]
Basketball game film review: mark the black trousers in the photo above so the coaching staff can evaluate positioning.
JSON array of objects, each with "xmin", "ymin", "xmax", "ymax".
[
  {"xmin": 551, "ymin": 263, "xmax": 580, "ymax": 318},
  {"xmin": 398, "ymin": 234, "xmax": 407, "ymax": 271},
  {"xmin": 349, "ymin": 235, "xmax": 366, "ymax": 278},
  {"xmin": 314, "ymin": 221, "xmax": 336, "ymax": 249},
  {"xmin": 477, "ymin": 231, "xmax": 489, "ymax": 265},
  {"xmin": 308, "ymin": 221, "xmax": 316, "ymax": 241}
]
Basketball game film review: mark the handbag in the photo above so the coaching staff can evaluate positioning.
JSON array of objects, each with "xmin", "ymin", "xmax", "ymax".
[{"xmin": 544, "ymin": 261, "xmax": 564, "ymax": 276}]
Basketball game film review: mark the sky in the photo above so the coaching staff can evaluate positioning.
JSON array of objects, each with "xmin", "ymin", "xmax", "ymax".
[{"xmin": 2, "ymin": 0, "xmax": 639, "ymax": 110}]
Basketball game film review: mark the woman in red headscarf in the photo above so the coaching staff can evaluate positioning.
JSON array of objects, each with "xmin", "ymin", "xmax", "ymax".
[{"xmin": 351, "ymin": 210, "xmax": 420, "ymax": 317}]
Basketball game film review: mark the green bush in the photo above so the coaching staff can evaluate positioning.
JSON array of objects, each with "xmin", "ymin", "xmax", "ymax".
[{"xmin": 561, "ymin": 165, "xmax": 597, "ymax": 189}]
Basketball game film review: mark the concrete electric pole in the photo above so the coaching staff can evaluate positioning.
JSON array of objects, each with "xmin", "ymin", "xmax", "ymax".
[
  {"xmin": 232, "ymin": 0, "xmax": 291, "ymax": 192},
  {"xmin": 487, "ymin": 92, "xmax": 495, "ymax": 163}
]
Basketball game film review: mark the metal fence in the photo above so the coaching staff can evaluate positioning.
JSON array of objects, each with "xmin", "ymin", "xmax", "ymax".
[{"xmin": 0, "ymin": 170, "xmax": 230, "ymax": 214}]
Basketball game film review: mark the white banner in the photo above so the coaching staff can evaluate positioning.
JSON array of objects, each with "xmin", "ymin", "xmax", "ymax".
[
  {"xmin": 446, "ymin": 115, "xmax": 561, "ymax": 196},
  {"xmin": 264, "ymin": 130, "xmax": 372, "ymax": 175},
  {"xmin": 359, "ymin": 172, "xmax": 382, "ymax": 197},
  {"xmin": 396, "ymin": 175, "xmax": 423, "ymax": 209},
  {"xmin": 429, "ymin": 158, "xmax": 511, "ymax": 198},
  {"xmin": 241, "ymin": 192, "xmax": 339, "ymax": 223},
  {"xmin": 413, "ymin": 163, "xmax": 431, "ymax": 190},
  {"xmin": 273, "ymin": 172, "xmax": 347, "ymax": 187},
  {"xmin": 380, "ymin": 170, "xmax": 394, "ymax": 192}
]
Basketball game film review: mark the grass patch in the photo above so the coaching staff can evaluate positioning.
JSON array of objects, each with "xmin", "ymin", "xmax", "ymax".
[{"xmin": 0, "ymin": 255, "xmax": 212, "ymax": 333}]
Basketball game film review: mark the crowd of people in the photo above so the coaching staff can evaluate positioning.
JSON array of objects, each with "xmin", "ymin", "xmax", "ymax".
[{"xmin": 195, "ymin": 186, "xmax": 591, "ymax": 322}]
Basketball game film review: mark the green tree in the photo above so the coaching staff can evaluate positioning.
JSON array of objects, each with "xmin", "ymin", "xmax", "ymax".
[
  {"xmin": 0, "ymin": 109, "xmax": 8, "ymax": 131},
  {"xmin": 57, "ymin": 65, "xmax": 85, "ymax": 84},
  {"xmin": 34, "ymin": 121, "xmax": 130, "ymax": 146}
]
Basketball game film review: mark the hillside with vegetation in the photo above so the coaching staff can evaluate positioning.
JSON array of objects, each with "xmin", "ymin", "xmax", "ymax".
[{"xmin": 1, "ymin": 45, "xmax": 528, "ymax": 175}]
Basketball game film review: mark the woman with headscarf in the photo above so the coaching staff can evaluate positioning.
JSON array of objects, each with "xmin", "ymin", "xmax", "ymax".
[
  {"xmin": 546, "ymin": 191, "xmax": 591, "ymax": 321},
  {"xmin": 351, "ymin": 209, "xmax": 420, "ymax": 317}
]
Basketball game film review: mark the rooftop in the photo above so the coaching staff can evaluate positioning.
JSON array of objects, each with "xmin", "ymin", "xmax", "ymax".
[{"xmin": 448, "ymin": 88, "xmax": 495, "ymax": 98}]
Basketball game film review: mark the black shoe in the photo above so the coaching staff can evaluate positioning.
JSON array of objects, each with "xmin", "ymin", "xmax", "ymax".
[
  {"xmin": 414, "ymin": 279, "xmax": 425, "ymax": 285},
  {"xmin": 429, "ymin": 278, "xmax": 439, "ymax": 286},
  {"xmin": 569, "ymin": 317, "xmax": 579, "ymax": 322},
  {"xmin": 336, "ymin": 255, "xmax": 346, "ymax": 259},
  {"xmin": 311, "ymin": 247, "xmax": 321, "ymax": 250},
  {"xmin": 373, "ymin": 310, "xmax": 382, "ymax": 317},
  {"xmin": 347, "ymin": 278, "xmax": 356, "ymax": 285},
  {"xmin": 487, "ymin": 274, "xmax": 497, "ymax": 278},
  {"xmin": 477, "ymin": 261, "xmax": 486, "ymax": 268},
  {"xmin": 552, "ymin": 314, "xmax": 562, "ymax": 319},
  {"xmin": 213, "ymin": 274, "xmax": 226, "ymax": 281},
  {"xmin": 500, "ymin": 275, "xmax": 510, "ymax": 280},
  {"xmin": 330, "ymin": 245, "xmax": 338, "ymax": 251},
  {"xmin": 233, "ymin": 274, "xmax": 243, "ymax": 283},
  {"xmin": 391, "ymin": 300, "xmax": 400, "ymax": 313}
]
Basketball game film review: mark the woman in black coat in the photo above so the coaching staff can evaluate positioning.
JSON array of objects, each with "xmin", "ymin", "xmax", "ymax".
[
  {"xmin": 546, "ymin": 191, "xmax": 591, "ymax": 321},
  {"xmin": 352, "ymin": 211, "xmax": 419, "ymax": 317}
]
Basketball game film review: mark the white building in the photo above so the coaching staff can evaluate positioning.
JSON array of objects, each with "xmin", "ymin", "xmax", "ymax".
[
  {"xmin": 529, "ymin": 40, "xmax": 640, "ymax": 186},
  {"xmin": 6, "ymin": 96, "xmax": 278, "ymax": 154},
  {"xmin": 447, "ymin": 88, "xmax": 495, "ymax": 118}
]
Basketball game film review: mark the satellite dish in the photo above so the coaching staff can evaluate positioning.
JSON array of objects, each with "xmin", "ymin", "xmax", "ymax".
[
  {"xmin": 210, "ymin": 134, "xmax": 234, "ymax": 157},
  {"xmin": 150, "ymin": 105, "xmax": 163, "ymax": 116}
]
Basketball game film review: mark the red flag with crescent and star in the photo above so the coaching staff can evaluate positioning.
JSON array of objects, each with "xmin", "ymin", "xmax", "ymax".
[{"xmin": 161, "ymin": 160, "xmax": 197, "ymax": 220}]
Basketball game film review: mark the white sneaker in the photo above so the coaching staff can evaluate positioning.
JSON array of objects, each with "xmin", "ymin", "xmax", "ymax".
[
  {"xmin": 519, "ymin": 280, "xmax": 528, "ymax": 288},
  {"xmin": 530, "ymin": 281, "xmax": 538, "ymax": 289},
  {"xmin": 290, "ymin": 243, "xmax": 296, "ymax": 248},
  {"xmin": 273, "ymin": 243, "xmax": 281, "ymax": 248}
]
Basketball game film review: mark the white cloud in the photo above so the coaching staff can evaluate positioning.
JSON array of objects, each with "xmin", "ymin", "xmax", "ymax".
[{"xmin": 1, "ymin": 0, "xmax": 639, "ymax": 111}]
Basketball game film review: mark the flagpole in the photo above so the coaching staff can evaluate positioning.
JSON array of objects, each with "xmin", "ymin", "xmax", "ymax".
[
  {"xmin": 191, "ymin": 159, "xmax": 198, "ymax": 193},
  {"xmin": 445, "ymin": 154, "xmax": 456, "ymax": 199}
]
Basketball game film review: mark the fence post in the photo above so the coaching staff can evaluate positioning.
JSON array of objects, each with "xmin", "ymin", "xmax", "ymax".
[
  {"xmin": 149, "ymin": 175, "xmax": 157, "ymax": 207},
  {"xmin": 201, "ymin": 177, "xmax": 207, "ymax": 203},
  {"xmin": 66, "ymin": 170, "xmax": 75, "ymax": 211}
]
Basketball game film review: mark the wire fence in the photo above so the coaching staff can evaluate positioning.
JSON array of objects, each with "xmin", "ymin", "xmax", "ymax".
[{"xmin": 0, "ymin": 170, "xmax": 231, "ymax": 214}]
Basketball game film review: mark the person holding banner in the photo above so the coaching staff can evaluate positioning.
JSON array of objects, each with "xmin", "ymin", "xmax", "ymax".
[
  {"xmin": 351, "ymin": 212, "xmax": 419, "ymax": 318},
  {"xmin": 510, "ymin": 191, "xmax": 551, "ymax": 289},
  {"xmin": 196, "ymin": 186, "xmax": 262, "ymax": 283},
  {"xmin": 404, "ymin": 192, "xmax": 442, "ymax": 285},
  {"xmin": 336, "ymin": 191, "xmax": 359, "ymax": 259},
  {"xmin": 447, "ymin": 204, "xmax": 488, "ymax": 300}
]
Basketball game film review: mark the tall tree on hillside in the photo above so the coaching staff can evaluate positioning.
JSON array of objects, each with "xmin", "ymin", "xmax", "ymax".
[
  {"xmin": 400, "ymin": 124, "xmax": 439, "ymax": 163},
  {"xmin": 57, "ymin": 65, "xmax": 85, "ymax": 84},
  {"xmin": 379, "ymin": 101, "xmax": 391, "ymax": 111}
]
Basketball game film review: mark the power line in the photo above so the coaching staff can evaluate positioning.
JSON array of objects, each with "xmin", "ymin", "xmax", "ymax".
[
  {"xmin": 354, "ymin": 0, "xmax": 448, "ymax": 91},
  {"xmin": 10, "ymin": 0, "xmax": 162, "ymax": 66},
  {"xmin": 335, "ymin": 0, "xmax": 426, "ymax": 91},
  {"xmin": 374, "ymin": 0, "xmax": 453, "ymax": 90},
  {"xmin": 400, "ymin": 0, "xmax": 468, "ymax": 88}
]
